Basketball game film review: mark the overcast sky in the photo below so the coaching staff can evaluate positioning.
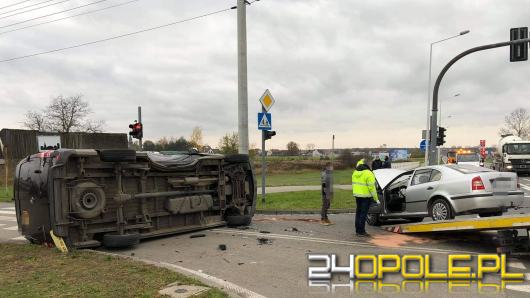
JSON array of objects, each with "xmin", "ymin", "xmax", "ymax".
[{"xmin": 1, "ymin": 0, "xmax": 529, "ymax": 149}]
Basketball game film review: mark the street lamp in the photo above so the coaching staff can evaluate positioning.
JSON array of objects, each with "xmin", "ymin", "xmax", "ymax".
[{"xmin": 424, "ymin": 30, "xmax": 470, "ymax": 165}]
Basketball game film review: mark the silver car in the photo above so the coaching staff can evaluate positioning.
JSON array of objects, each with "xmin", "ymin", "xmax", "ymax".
[{"xmin": 366, "ymin": 164, "xmax": 524, "ymax": 225}]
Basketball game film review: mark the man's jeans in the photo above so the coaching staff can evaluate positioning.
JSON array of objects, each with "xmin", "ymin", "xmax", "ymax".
[{"xmin": 355, "ymin": 197, "xmax": 372, "ymax": 234}]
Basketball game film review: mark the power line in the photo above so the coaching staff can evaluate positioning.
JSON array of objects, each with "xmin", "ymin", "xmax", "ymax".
[
  {"xmin": 0, "ymin": 0, "xmax": 33, "ymax": 11},
  {"xmin": 0, "ymin": 0, "xmax": 141, "ymax": 36},
  {"xmin": 0, "ymin": 0, "xmax": 109, "ymax": 29},
  {"xmin": 0, "ymin": 0, "xmax": 73, "ymax": 20},
  {"xmin": 0, "ymin": 0, "xmax": 68, "ymax": 16},
  {"xmin": 0, "ymin": 7, "xmax": 234, "ymax": 63}
]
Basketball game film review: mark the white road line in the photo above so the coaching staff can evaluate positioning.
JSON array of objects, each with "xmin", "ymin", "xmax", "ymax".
[
  {"xmin": 0, "ymin": 210, "xmax": 15, "ymax": 215},
  {"xmin": 520, "ymin": 183, "xmax": 530, "ymax": 191},
  {"xmin": 0, "ymin": 216, "xmax": 16, "ymax": 222},
  {"xmin": 1, "ymin": 207, "xmax": 15, "ymax": 211},
  {"xmin": 506, "ymin": 284, "xmax": 530, "ymax": 293},
  {"xmin": 508, "ymin": 261, "xmax": 527, "ymax": 270},
  {"xmin": 0, "ymin": 224, "xmax": 5, "ymax": 227},
  {"xmin": 10, "ymin": 236, "xmax": 26, "ymax": 241},
  {"xmin": 4, "ymin": 226, "xmax": 18, "ymax": 231},
  {"xmin": 212, "ymin": 229, "xmax": 482, "ymax": 255}
]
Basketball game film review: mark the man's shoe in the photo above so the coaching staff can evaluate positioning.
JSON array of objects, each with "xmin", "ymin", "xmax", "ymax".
[
  {"xmin": 320, "ymin": 220, "xmax": 330, "ymax": 226},
  {"xmin": 356, "ymin": 233, "xmax": 371, "ymax": 237},
  {"xmin": 324, "ymin": 219, "xmax": 334, "ymax": 225}
]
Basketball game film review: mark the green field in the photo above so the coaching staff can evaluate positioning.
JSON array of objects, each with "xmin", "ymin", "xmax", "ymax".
[
  {"xmin": 0, "ymin": 186, "xmax": 13, "ymax": 203},
  {"xmin": 257, "ymin": 189, "xmax": 356, "ymax": 211},
  {"xmin": 257, "ymin": 169, "xmax": 353, "ymax": 187},
  {"xmin": 0, "ymin": 243, "xmax": 227, "ymax": 297}
]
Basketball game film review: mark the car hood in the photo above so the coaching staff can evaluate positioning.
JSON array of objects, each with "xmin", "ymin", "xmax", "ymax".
[{"xmin": 373, "ymin": 168, "xmax": 406, "ymax": 189}]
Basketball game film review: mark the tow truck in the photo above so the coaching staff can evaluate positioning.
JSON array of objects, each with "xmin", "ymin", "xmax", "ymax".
[{"xmin": 446, "ymin": 149, "xmax": 482, "ymax": 167}]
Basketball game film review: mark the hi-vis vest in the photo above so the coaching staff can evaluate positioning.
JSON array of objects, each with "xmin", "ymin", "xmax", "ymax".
[{"xmin": 352, "ymin": 160, "xmax": 379, "ymax": 202}]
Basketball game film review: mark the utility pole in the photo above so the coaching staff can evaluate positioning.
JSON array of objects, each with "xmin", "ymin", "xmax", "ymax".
[
  {"xmin": 138, "ymin": 106, "xmax": 142, "ymax": 150},
  {"xmin": 261, "ymin": 105, "xmax": 266, "ymax": 206},
  {"xmin": 237, "ymin": 0, "xmax": 249, "ymax": 154}
]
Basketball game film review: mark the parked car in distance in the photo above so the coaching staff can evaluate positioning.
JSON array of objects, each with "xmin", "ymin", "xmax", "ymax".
[
  {"xmin": 367, "ymin": 164, "xmax": 524, "ymax": 225},
  {"xmin": 14, "ymin": 149, "xmax": 256, "ymax": 249}
]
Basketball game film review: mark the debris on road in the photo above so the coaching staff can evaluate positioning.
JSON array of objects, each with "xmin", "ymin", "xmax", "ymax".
[
  {"xmin": 223, "ymin": 258, "xmax": 230, "ymax": 263},
  {"xmin": 189, "ymin": 234, "xmax": 206, "ymax": 239},
  {"xmin": 259, "ymin": 230, "xmax": 271, "ymax": 234},
  {"xmin": 238, "ymin": 262, "xmax": 244, "ymax": 265},
  {"xmin": 257, "ymin": 237, "xmax": 273, "ymax": 245},
  {"xmin": 218, "ymin": 244, "xmax": 227, "ymax": 251},
  {"xmin": 284, "ymin": 227, "xmax": 299, "ymax": 232},
  {"xmin": 237, "ymin": 226, "xmax": 250, "ymax": 230}
]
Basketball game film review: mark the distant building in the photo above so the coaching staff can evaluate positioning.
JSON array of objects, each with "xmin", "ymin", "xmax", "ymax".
[{"xmin": 311, "ymin": 150, "xmax": 322, "ymax": 157}]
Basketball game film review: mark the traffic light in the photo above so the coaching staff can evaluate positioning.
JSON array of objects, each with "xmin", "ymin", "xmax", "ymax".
[
  {"xmin": 510, "ymin": 27, "xmax": 528, "ymax": 62},
  {"xmin": 263, "ymin": 130, "xmax": 276, "ymax": 141},
  {"xmin": 129, "ymin": 121, "xmax": 143, "ymax": 139},
  {"xmin": 437, "ymin": 126, "xmax": 446, "ymax": 146}
]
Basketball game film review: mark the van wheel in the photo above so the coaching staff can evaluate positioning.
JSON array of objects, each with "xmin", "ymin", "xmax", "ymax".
[
  {"xmin": 226, "ymin": 215, "xmax": 252, "ymax": 227},
  {"xmin": 366, "ymin": 213, "xmax": 383, "ymax": 226},
  {"xmin": 102, "ymin": 233, "xmax": 140, "ymax": 248},
  {"xmin": 479, "ymin": 211, "xmax": 503, "ymax": 217},
  {"xmin": 98, "ymin": 149, "xmax": 136, "ymax": 163},
  {"xmin": 429, "ymin": 199, "xmax": 454, "ymax": 221}
]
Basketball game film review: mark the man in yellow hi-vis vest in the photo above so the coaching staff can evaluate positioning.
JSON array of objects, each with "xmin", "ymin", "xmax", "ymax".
[{"xmin": 352, "ymin": 159, "xmax": 380, "ymax": 237}]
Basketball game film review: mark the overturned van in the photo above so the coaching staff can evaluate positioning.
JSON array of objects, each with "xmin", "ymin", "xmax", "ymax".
[{"xmin": 14, "ymin": 149, "xmax": 256, "ymax": 249}]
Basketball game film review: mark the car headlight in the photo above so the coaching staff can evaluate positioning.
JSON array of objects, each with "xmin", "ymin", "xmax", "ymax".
[{"xmin": 507, "ymin": 165, "xmax": 513, "ymax": 169}]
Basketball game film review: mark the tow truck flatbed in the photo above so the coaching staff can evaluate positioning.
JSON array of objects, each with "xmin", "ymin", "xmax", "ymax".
[{"xmin": 382, "ymin": 214, "xmax": 530, "ymax": 234}]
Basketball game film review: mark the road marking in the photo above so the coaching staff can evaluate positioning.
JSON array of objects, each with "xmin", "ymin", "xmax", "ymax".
[
  {"xmin": 0, "ymin": 216, "xmax": 16, "ymax": 222},
  {"xmin": 0, "ymin": 224, "xmax": 5, "ymax": 227},
  {"xmin": 4, "ymin": 226, "xmax": 18, "ymax": 231},
  {"xmin": 520, "ymin": 183, "xmax": 530, "ymax": 191},
  {"xmin": 10, "ymin": 236, "xmax": 26, "ymax": 241},
  {"xmin": 508, "ymin": 261, "xmax": 527, "ymax": 270},
  {"xmin": 0, "ymin": 210, "xmax": 15, "ymax": 215},
  {"xmin": 506, "ymin": 284, "xmax": 530, "ymax": 293},
  {"xmin": 212, "ymin": 229, "xmax": 482, "ymax": 255},
  {"xmin": 1, "ymin": 207, "xmax": 15, "ymax": 211},
  {"xmin": 94, "ymin": 250, "xmax": 267, "ymax": 298}
]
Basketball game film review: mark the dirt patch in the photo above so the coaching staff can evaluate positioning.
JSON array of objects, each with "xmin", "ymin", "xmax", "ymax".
[
  {"xmin": 253, "ymin": 217, "xmax": 320, "ymax": 223},
  {"xmin": 368, "ymin": 233, "xmax": 438, "ymax": 248}
]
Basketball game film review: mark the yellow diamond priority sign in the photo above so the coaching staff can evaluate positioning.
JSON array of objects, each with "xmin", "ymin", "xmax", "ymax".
[{"xmin": 259, "ymin": 89, "xmax": 275, "ymax": 112}]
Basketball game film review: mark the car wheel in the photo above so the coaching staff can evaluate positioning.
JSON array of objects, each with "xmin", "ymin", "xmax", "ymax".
[
  {"xmin": 429, "ymin": 199, "xmax": 454, "ymax": 221},
  {"xmin": 408, "ymin": 217, "xmax": 424, "ymax": 223},
  {"xmin": 366, "ymin": 213, "xmax": 383, "ymax": 226},
  {"xmin": 102, "ymin": 233, "xmax": 140, "ymax": 249},
  {"xmin": 98, "ymin": 149, "xmax": 136, "ymax": 163},
  {"xmin": 479, "ymin": 211, "xmax": 503, "ymax": 217},
  {"xmin": 226, "ymin": 215, "xmax": 252, "ymax": 227},
  {"xmin": 224, "ymin": 154, "xmax": 250, "ymax": 163}
]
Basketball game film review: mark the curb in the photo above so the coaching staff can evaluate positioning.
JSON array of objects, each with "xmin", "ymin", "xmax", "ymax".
[
  {"xmin": 90, "ymin": 250, "xmax": 266, "ymax": 298},
  {"xmin": 256, "ymin": 209, "xmax": 355, "ymax": 215}
]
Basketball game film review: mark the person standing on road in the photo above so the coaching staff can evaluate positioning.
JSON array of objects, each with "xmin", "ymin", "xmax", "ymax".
[
  {"xmin": 371, "ymin": 156, "xmax": 382, "ymax": 170},
  {"xmin": 382, "ymin": 156, "xmax": 391, "ymax": 169},
  {"xmin": 352, "ymin": 159, "xmax": 380, "ymax": 237},
  {"xmin": 320, "ymin": 163, "xmax": 334, "ymax": 225}
]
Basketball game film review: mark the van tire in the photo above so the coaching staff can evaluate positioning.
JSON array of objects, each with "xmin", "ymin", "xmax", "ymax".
[
  {"xmin": 102, "ymin": 233, "xmax": 140, "ymax": 248},
  {"xmin": 226, "ymin": 215, "xmax": 252, "ymax": 227},
  {"xmin": 99, "ymin": 149, "xmax": 136, "ymax": 163}
]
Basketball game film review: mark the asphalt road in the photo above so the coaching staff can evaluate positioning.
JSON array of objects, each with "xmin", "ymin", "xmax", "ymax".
[{"xmin": 1, "ymin": 177, "xmax": 530, "ymax": 297}]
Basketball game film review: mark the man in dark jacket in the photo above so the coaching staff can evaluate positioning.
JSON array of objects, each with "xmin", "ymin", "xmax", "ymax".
[
  {"xmin": 382, "ymin": 156, "xmax": 391, "ymax": 169},
  {"xmin": 320, "ymin": 163, "xmax": 334, "ymax": 225},
  {"xmin": 371, "ymin": 156, "xmax": 382, "ymax": 170}
]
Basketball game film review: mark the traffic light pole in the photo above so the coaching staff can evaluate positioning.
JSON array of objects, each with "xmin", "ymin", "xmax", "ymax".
[
  {"xmin": 428, "ymin": 38, "xmax": 530, "ymax": 165},
  {"xmin": 261, "ymin": 106, "xmax": 266, "ymax": 206},
  {"xmin": 138, "ymin": 106, "xmax": 142, "ymax": 150}
]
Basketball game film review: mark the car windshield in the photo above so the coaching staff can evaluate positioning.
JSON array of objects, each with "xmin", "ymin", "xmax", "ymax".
[
  {"xmin": 457, "ymin": 154, "xmax": 479, "ymax": 162},
  {"xmin": 505, "ymin": 143, "xmax": 530, "ymax": 155},
  {"xmin": 446, "ymin": 164, "xmax": 493, "ymax": 174}
]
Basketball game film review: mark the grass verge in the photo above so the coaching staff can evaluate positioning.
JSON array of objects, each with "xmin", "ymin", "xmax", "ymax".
[
  {"xmin": 257, "ymin": 189, "xmax": 356, "ymax": 211},
  {"xmin": 257, "ymin": 169, "xmax": 353, "ymax": 187},
  {"xmin": 0, "ymin": 243, "xmax": 227, "ymax": 298},
  {"xmin": 0, "ymin": 186, "xmax": 13, "ymax": 203}
]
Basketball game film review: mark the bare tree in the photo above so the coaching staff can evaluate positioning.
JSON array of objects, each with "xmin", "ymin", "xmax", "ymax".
[
  {"xmin": 189, "ymin": 126, "xmax": 203, "ymax": 149},
  {"xmin": 499, "ymin": 108, "xmax": 530, "ymax": 138},
  {"xmin": 287, "ymin": 141, "xmax": 300, "ymax": 156},
  {"xmin": 306, "ymin": 143, "xmax": 315, "ymax": 151},
  {"xmin": 23, "ymin": 110, "xmax": 49, "ymax": 131}
]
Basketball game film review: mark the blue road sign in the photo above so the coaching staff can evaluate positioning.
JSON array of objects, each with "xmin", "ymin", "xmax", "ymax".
[
  {"xmin": 258, "ymin": 112, "xmax": 272, "ymax": 130},
  {"xmin": 420, "ymin": 139, "xmax": 428, "ymax": 152}
]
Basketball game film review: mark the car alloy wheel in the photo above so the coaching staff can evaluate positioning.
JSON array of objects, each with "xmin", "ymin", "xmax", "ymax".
[{"xmin": 430, "ymin": 199, "xmax": 453, "ymax": 221}]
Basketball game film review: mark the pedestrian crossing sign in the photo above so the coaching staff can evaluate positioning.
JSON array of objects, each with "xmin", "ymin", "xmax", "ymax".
[{"xmin": 258, "ymin": 112, "xmax": 272, "ymax": 130}]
